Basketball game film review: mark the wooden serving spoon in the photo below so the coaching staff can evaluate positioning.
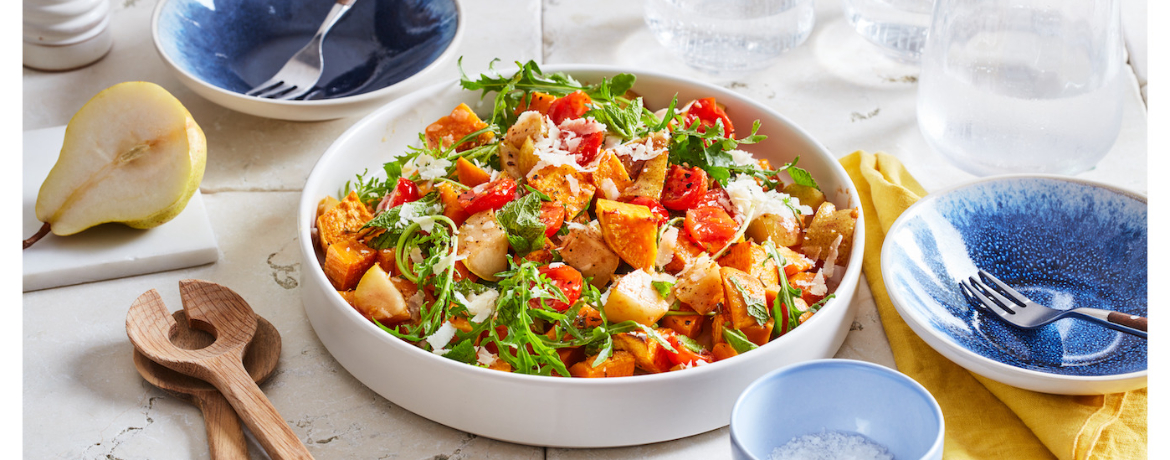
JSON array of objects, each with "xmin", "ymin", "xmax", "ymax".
[
  {"xmin": 126, "ymin": 279, "xmax": 313, "ymax": 460},
  {"xmin": 133, "ymin": 310, "xmax": 281, "ymax": 460}
]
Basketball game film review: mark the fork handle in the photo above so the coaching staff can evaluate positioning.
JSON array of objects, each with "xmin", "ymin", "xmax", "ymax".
[{"xmin": 1072, "ymin": 308, "xmax": 1147, "ymax": 339}]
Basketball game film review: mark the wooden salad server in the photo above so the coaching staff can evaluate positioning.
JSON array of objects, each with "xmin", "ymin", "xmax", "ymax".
[
  {"xmin": 126, "ymin": 279, "xmax": 313, "ymax": 460},
  {"xmin": 133, "ymin": 310, "xmax": 281, "ymax": 460}
]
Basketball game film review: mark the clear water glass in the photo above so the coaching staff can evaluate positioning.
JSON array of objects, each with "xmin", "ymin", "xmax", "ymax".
[
  {"xmin": 917, "ymin": 0, "xmax": 1124, "ymax": 176},
  {"xmin": 644, "ymin": 0, "xmax": 815, "ymax": 78},
  {"xmin": 842, "ymin": 0, "xmax": 934, "ymax": 63}
]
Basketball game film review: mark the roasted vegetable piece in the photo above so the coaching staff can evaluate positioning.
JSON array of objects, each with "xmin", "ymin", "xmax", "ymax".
[
  {"xmin": 458, "ymin": 176, "xmax": 518, "ymax": 215},
  {"xmin": 595, "ymin": 199, "xmax": 659, "ymax": 270},
  {"xmin": 324, "ymin": 238, "xmax": 376, "ymax": 291},
  {"xmin": 620, "ymin": 150, "xmax": 669, "ymax": 201},
  {"xmin": 622, "ymin": 196, "xmax": 669, "ymax": 224},
  {"xmin": 717, "ymin": 241, "xmax": 780, "ymax": 287},
  {"xmin": 782, "ymin": 183, "xmax": 825, "ymax": 212},
  {"xmin": 317, "ymin": 190, "xmax": 373, "ymax": 252},
  {"xmin": 604, "ymin": 269, "xmax": 672, "ymax": 326},
  {"xmin": 683, "ymin": 97, "xmax": 734, "ymax": 138},
  {"xmin": 537, "ymin": 202, "xmax": 566, "ymax": 238},
  {"xmin": 661, "ymin": 305, "xmax": 704, "ymax": 338},
  {"xmin": 424, "ymin": 102, "xmax": 492, "ymax": 151},
  {"xmin": 766, "ymin": 285, "xmax": 809, "ymax": 338},
  {"xmin": 455, "ymin": 157, "xmax": 491, "ymax": 187},
  {"xmin": 530, "ymin": 264, "xmax": 583, "ymax": 312},
  {"xmin": 515, "ymin": 91, "xmax": 557, "ymax": 115},
  {"xmin": 802, "ymin": 202, "xmax": 859, "ymax": 263},
  {"xmin": 673, "ymin": 255, "xmax": 724, "ymax": 315},
  {"xmin": 721, "ymin": 266, "xmax": 769, "ymax": 330},
  {"xmin": 790, "ymin": 271, "xmax": 827, "ymax": 305},
  {"xmin": 661, "ymin": 165, "xmax": 709, "ymax": 211},
  {"xmin": 663, "ymin": 231, "xmax": 706, "ymax": 274},
  {"xmin": 613, "ymin": 331, "xmax": 673, "ymax": 374},
  {"xmin": 458, "ymin": 210, "xmax": 510, "ymax": 281},
  {"xmin": 501, "ymin": 111, "xmax": 548, "ymax": 177},
  {"xmin": 353, "ymin": 264, "xmax": 411, "ymax": 325},
  {"xmin": 745, "ymin": 212, "xmax": 803, "ymax": 248},
  {"xmin": 570, "ymin": 350, "xmax": 635, "ymax": 378},
  {"xmin": 574, "ymin": 305, "xmax": 605, "ymax": 329},
  {"xmin": 664, "ymin": 333, "xmax": 713, "ymax": 367},
  {"xmin": 528, "ymin": 164, "xmax": 596, "ymax": 218},
  {"xmin": 547, "ymin": 91, "xmax": 592, "ymax": 125},
  {"xmin": 740, "ymin": 319, "xmax": 774, "ymax": 346},
  {"xmin": 684, "ymin": 206, "xmax": 739, "ymax": 253},
  {"xmin": 592, "ymin": 150, "xmax": 634, "ymax": 197},
  {"xmin": 712, "ymin": 342, "xmax": 739, "ymax": 361},
  {"xmin": 436, "ymin": 182, "xmax": 470, "ymax": 227},
  {"xmin": 381, "ymin": 178, "xmax": 420, "ymax": 210},
  {"xmin": 559, "ymin": 224, "xmax": 621, "ymax": 288},
  {"xmin": 774, "ymin": 244, "xmax": 815, "ymax": 276}
]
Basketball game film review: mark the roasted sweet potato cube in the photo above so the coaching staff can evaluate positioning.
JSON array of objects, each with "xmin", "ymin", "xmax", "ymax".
[
  {"xmin": 664, "ymin": 231, "xmax": 706, "ymax": 274},
  {"xmin": 574, "ymin": 305, "xmax": 605, "ymax": 329},
  {"xmin": 721, "ymin": 266, "xmax": 769, "ymax": 331},
  {"xmin": 455, "ymin": 157, "xmax": 491, "ymax": 187},
  {"xmin": 337, "ymin": 290, "xmax": 356, "ymax": 307},
  {"xmin": 718, "ymin": 242, "xmax": 780, "ymax": 288},
  {"xmin": 515, "ymin": 91, "xmax": 557, "ymax": 115},
  {"xmin": 557, "ymin": 346, "xmax": 586, "ymax": 370},
  {"xmin": 802, "ymin": 202, "xmax": 859, "ymax": 264},
  {"xmin": 592, "ymin": 150, "xmax": 634, "ymax": 197},
  {"xmin": 790, "ymin": 271, "xmax": 827, "ymax": 305},
  {"xmin": 488, "ymin": 359, "xmax": 513, "ymax": 373},
  {"xmin": 437, "ymin": 182, "xmax": 470, "ymax": 227},
  {"xmin": 711, "ymin": 311, "xmax": 730, "ymax": 345},
  {"xmin": 745, "ymin": 213, "xmax": 803, "ymax": 248},
  {"xmin": 662, "ymin": 306, "xmax": 705, "ymax": 338},
  {"xmin": 570, "ymin": 351, "xmax": 636, "ymax": 378},
  {"xmin": 324, "ymin": 238, "xmax": 377, "ymax": 290},
  {"xmin": 560, "ymin": 226, "xmax": 621, "ymax": 288},
  {"xmin": 613, "ymin": 332, "xmax": 673, "ymax": 374},
  {"xmin": 712, "ymin": 342, "xmax": 739, "ymax": 361},
  {"xmin": 424, "ymin": 103, "xmax": 492, "ymax": 151},
  {"xmin": 595, "ymin": 199, "xmax": 659, "ymax": 269},
  {"xmin": 776, "ymin": 245, "xmax": 814, "ymax": 276},
  {"xmin": 317, "ymin": 191, "xmax": 374, "ymax": 252},
  {"xmin": 620, "ymin": 150, "xmax": 669, "ymax": 200},
  {"xmin": 741, "ymin": 318, "xmax": 774, "ymax": 346},
  {"xmin": 528, "ymin": 164, "xmax": 596, "ymax": 219}
]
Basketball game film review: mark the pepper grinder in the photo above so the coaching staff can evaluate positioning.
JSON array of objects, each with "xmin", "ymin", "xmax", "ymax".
[{"xmin": 24, "ymin": 0, "xmax": 113, "ymax": 71}]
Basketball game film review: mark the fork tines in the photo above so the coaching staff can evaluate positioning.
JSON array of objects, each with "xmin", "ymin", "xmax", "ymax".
[{"xmin": 960, "ymin": 270, "xmax": 1025, "ymax": 316}]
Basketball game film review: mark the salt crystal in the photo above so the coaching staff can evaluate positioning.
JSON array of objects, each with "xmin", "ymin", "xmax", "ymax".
[{"xmin": 769, "ymin": 430, "xmax": 893, "ymax": 460}]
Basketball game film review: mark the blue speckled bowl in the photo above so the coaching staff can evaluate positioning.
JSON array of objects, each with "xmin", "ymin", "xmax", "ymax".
[
  {"xmin": 881, "ymin": 175, "xmax": 1147, "ymax": 395},
  {"xmin": 152, "ymin": 0, "xmax": 462, "ymax": 120},
  {"xmin": 730, "ymin": 359, "xmax": 944, "ymax": 460}
]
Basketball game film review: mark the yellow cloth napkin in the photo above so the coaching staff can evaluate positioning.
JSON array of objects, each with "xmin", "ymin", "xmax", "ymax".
[{"xmin": 839, "ymin": 151, "xmax": 1148, "ymax": 460}]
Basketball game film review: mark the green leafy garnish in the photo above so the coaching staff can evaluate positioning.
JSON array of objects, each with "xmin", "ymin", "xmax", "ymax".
[
  {"xmin": 731, "ymin": 277, "xmax": 769, "ymax": 326},
  {"xmin": 651, "ymin": 280, "xmax": 674, "ymax": 300},
  {"xmin": 676, "ymin": 335, "xmax": 705, "ymax": 354},
  {"xmin": 722, "ymin": 326, "xmax": 759, "ymax": 354},
  {"xmin": 496, "ymin": 192, "xmax": 547, "ymax": 255},
  {"xmin": 360, "ymin": 194, "xmax": 442, "ymax": 250},
  {"xmin": 668, "ymin": 119, "xmax": 766, "ymax": 186},
  {"xmin": 443, "ymin": 340, "xmax": 479, "ymax": 364},
  {"xmin": 762, "ymin": 240, "xmax": 806, "ymax": 335}
]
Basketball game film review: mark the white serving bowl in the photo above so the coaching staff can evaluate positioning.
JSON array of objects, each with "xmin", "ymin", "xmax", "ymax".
[{"xmin": 297, "ymin": 65, "xmax": 866, "ymax": 447}]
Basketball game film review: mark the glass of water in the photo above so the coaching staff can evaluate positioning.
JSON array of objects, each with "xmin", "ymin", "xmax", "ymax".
[
  {"xmin": 644, "ymin": 0, "xmax": 815, "ymax": 78},
  {"xmin": 842, "ymin": 0, "xmax": 935, "ymax": 63},
  {"xmin": 917, "ymin": 0, "xmax": 1124, "ymax": 176}
]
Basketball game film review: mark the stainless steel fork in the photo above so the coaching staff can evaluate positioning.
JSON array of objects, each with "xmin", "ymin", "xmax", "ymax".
[
  {"xmin": 959, "ymin": 270, "xmax": 1147, "ymax": 339},
  {"xmin": 245, "ymin": 0, "xmax": 357, "ymax": 100}
]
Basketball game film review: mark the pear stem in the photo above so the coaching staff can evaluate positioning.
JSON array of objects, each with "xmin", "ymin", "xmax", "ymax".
[{"xmin": 24, "ymin": 222, "xmax": 51, "ymax": 249}]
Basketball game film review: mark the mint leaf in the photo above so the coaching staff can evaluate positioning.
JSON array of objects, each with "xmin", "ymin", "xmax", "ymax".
[
  {"xmin": 677, "ymin": 335, "xmax": 705, "ymax": 354},
  {"xmin": 731, "ymin": 277, "xmax": 769, "ymax": 326},
  {"xmin": 651, "ymin": 280, "xmax": 674, "ymax": 300},
  {"xmin": 444, "ymin": 339, "xmax": 478, "ymax": 364},
  {"xmin": 722, "ymin": 326, "xmax": 759, "ymax": 354},
  {"xmin": 786, "ymin": 165, "xmax": 818, "ymax": 189},
  {"xmin": 496, "ymin": 193, "xmax": 546, "ymax": 255}
]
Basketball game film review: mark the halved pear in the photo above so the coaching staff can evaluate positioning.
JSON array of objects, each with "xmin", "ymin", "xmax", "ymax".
[{"xmin": 26, "ymin": 81, "xmax": 206, "ymax": 248}]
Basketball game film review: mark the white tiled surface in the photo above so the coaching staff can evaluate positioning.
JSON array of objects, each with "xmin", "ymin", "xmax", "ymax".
[{"xmin": 22, "ymin": 0, "xmax": 1148, "ymax": 458}]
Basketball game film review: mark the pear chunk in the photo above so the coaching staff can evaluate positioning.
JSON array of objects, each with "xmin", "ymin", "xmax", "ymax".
[{"xmin": 25, "ymin": 81, "xmax": 206, "ymax": 248}]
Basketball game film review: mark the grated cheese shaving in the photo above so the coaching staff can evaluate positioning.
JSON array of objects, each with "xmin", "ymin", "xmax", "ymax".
[
  {"xmin": 656, "ymin": 226, "xmax": 679, "ymax": 269},
  {"xmin": 412, "ymin": 154, "xmax": 453, "ymax": 181},
  {"xmin": 426, "ymin": 321, "xmax": 457, "ymax": 355},
  {"xmin": 599, "ymin": 178, "xmax": 620, "ymax": 201},
  {"xmin": 456, "ymin": 288, "xmax": 500, "ymax": 323},
  {"xmin": 476, "ymin": 346, "xmax": 497, "ymax": 366}
]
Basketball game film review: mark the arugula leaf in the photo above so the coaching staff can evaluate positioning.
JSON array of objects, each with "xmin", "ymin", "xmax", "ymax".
[
  {"xmin": 443, "ymin": 340, "xmax": 479, "ymax": 364},
  {"xmin": 668, "ymin": 119, "xmax": 766, "ymax": 186},
  {"xmin": 361, "ymin": 194, "xmax": 442, "ymax": 249},
  {"xmin": 651, "ymin": 280, "xmax": 674, "ymax": 300},
  {"xmin": 676, "ymin": 335, "xmax": 706, "ymax": 354},
  {"xmin": 731, "ymin": 277, "xmax": 769, "ymax": 326},
  {"xmin": 495, "ymin": 193, "xmax": 547, "ymax": 255},
  {"xmin": 585, "ymin": 96, "xmax": 647, "ymax": 140},
  {"xmin": 487, "ymin": 260, "xmax": 573, "ymax": 376},
  {"xmin": 523, "ymin": 185, "xmax": 552, "ymax": 201},
  {"xmin": 722, "ymin": 326, "xmax": 760, "ymax": 354},
  {"xmin": 762, "ymin": 240, "xmax": 806, "ymax": 335}
]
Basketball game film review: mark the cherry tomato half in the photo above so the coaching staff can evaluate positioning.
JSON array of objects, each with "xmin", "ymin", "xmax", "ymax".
[
  {"xmin": 621, "ymin": 196, "xmax": 670, "ymax": 224},
  {"xmin": 381, "ymin": 177, "xmax": 420, "ymax": 211},
  {"xmin": 684, "ymin": 206, "xmax": 739, "ymax": 253},
  {"xmin": 661, "ymin": 165, "xmax": 709, "ymax": 211},
  {"xmin": 547, "ymin": 91, "xmax": 593, "ymax": 126},
  {"xmin": 697, "ymin": 187, "xmax": 736, "ymax": 216},
  {"xmin": 683, "ymin": 97, "xmax": 734, "ymax": 138},
  {"xmin": 665, "ymin": 334, "xmax": 714, "ymax": 366},
  {"xmin": 538, "ymin": 201, "xmax": 566, "ymax": 238},
  {"xmin": 457, "ymin": 177, "xmax": 518, "ymax": 215},
  {"xmin": 531, "ymin": 265, "xmax": 584, "ymax": 312},
  {"xmin": 570, "ymin": 130, "xmax": 605, "ymax": 166}
]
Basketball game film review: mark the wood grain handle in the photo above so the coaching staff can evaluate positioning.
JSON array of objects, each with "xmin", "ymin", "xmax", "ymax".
[
  {"xmin": 206, "ymin": 355, "xmax": 314, "ymax": 460},
  {"xmin": 197, "ymin": 392, "xmax": 250, "ymax": 460},
  {"xmin": 1107, "ymin": 311, "xmax": 1147, "ymax": 332}
]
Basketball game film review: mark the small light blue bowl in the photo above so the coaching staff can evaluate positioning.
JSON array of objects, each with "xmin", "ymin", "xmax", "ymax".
[
  {"xmin": 882, "ymin": 175, "xmax": 1147, "ymax": 395},
  {"xmin": 152, "ymin": 0, "xmax": 462, "ymax": 120},
  {"xmin": 730, "ymin": 359, "xmax": 944, "ymax": 460}
]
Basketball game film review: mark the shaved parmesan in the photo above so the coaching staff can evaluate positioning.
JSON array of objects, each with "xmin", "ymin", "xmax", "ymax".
[
  {"xmin": 412, "ymin": 154, "xmax": 453, "ymax": 181},
  {"xmin": 656, "ymin": 226, "xmax": 679, "ymax": 269},
  {"xmin": 476, "ymin": 346, "xmax": 498, "ymax": 366},
  {"xmin": 599, "ymin": 178, "xmax": 620, "ymax": 201},
  {"xmin": 427, "ymin": 321, "xmax": 458, "ymax": 355}
]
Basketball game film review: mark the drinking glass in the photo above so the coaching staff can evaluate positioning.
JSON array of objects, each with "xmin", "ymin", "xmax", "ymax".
[
  {"xmin": 917, "ymin": 0, "xmax": 1124, "ymax": 176},
  {"xmin": 842, "ymin": 0, "xmax": 935, "ymax": 63},
  {"xmin": 644, "ymin": 0, "xmax": 815, "ymax": 78}
]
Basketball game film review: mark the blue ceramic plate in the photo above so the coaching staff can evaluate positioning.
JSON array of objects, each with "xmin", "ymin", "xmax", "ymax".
[{"xmin": 881, "ymin": 175, "xmax": 1147, "ymax": 394}]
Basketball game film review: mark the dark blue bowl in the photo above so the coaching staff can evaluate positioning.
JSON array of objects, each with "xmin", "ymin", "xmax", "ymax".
[
  {"xmin": 156, "ymin": 0, "xmax": 458, "ymax": 98},
  {"xmin": 881, "ymin": 176, "xmax": 1147, "ymax": 394}
]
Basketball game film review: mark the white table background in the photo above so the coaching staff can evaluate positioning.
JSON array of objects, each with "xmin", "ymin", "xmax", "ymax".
[{"xmin": 17, "ymin": 0, "xmax": 1156, "ymax": 458}]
